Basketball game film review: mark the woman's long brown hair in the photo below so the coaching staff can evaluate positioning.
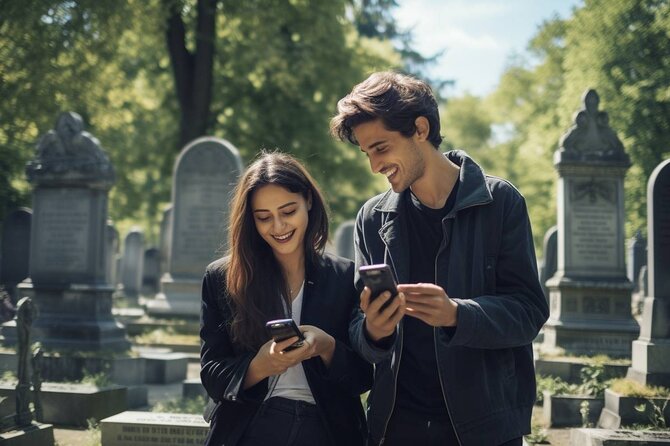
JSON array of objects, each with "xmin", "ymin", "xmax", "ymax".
[{"xmin": 224, "ymin": 151, "xmax": 328, "ymax": 350}]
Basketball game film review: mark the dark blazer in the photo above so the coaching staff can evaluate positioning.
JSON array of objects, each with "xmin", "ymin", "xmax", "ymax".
[
  {"xmin": 350, "ymin": 151, "xmax": 549, "ymax": 445},
  {"xmin": 200, "ymin": 252, "xmax": 372, "ymax": 446}
]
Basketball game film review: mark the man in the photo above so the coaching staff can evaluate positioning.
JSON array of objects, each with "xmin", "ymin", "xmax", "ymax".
[{"xmin": 330, "ymin": 71, "xmax": 549, "ymax": 446}]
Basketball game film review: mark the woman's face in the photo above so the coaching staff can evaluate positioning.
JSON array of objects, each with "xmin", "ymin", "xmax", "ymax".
[{"xmin": 250, "ymin": 184, "xmax": 311, "ymax": 263}]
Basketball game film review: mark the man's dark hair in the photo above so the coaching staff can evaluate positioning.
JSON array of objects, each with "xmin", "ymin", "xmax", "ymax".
[{"xmin": 330, "ymin": 71, "xmax": 443, "ymax": 148}]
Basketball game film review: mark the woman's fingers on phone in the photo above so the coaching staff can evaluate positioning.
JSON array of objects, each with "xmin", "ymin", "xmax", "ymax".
[{"xmin": 274, "ymin": 336, "xmax": 299, "ymax": 352}]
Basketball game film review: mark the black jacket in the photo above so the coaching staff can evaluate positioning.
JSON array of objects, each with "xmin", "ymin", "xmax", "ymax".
[
  {"xmin": 200, "ymin": 252, "xmax": 372, "ymax": 446},
  {"xmin": 350, "ymin": 151, "xmax": 549, "ymax": 445}
]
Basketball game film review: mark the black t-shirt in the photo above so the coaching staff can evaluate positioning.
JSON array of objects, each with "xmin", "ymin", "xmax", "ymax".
[{"xmin": 395, "ymin": 180, "xmax": 459, "ymax": 418}]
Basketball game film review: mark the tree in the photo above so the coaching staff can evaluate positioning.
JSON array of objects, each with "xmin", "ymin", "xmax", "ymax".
[{"xmin": 560, "ymin": 0, "xmax": 670, "ymax": 235}]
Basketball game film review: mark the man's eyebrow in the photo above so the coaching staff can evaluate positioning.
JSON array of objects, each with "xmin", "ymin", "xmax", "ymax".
[{"xmin": 253, "ymin": 202, "xmax": 297, "ymax": 213}]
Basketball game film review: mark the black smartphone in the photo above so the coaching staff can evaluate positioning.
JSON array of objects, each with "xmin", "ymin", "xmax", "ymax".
[
  {"xmin": 265, "ymin": 318, "xmax": 305, "ymax": 352},
  {"xmin": 359, "ymin": 264, "xmax": 398, "ymax": 307}
]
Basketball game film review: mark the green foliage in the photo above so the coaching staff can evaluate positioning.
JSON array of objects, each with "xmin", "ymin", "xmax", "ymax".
[
  {"xmin": 85, "ymin": 418, "xmax": 102, "ymax": 446},
  {"xmin": 151, "ymin": 395, "xmax": 207, "ymax": 414},
  {"xmin": 634, "ymin": 398, "xmax": 669, "ymax": 429},
  {"xmin": 0, "ymin": 0, "xmax": 411, "ymax": 239},
  {"xmin": 444, "ymin": 0, "xmax": 670, "ymax": 255},
  {"xmin": 525, "ymin": 424, "xmax": 549, "ymax": 445},
  {"xmin": 80, "ymin": 371, "xmax": 113, "ymax": 388},
  {"xmin": 561, "ymin": 0, "xmax": 670, "ymax": 236},
  {"xmin": 609, "ymin": 378, "xmax": 670, "ymax": 398}
]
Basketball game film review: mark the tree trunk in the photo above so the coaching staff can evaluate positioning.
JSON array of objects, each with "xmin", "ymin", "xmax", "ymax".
[{"xmin": 165, "ymin": 0, "xmax": 216, "ymax": 149}]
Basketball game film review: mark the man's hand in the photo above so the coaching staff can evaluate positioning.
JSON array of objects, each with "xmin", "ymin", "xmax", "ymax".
[
  {"xmin": 399, "ymin": 283, "xmax": 458, "ymax": 327},
  {"xmin": 360, "ymin": 286, "xmax": 405, "ymax": 342}
]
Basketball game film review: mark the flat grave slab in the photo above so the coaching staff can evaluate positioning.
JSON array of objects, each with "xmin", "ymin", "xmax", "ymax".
[
  {"xmin": 571, "ymin": 428, "xmax": 670, "ymax": 445},
  {"xmin": 101, "ymin": 411, "xmax": 209, "ymax": 446}
]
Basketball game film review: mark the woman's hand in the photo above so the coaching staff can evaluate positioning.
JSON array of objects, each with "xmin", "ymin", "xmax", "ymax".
[
  {"xmin": 299, "ymin": 325, "xmax": 336, "ymax": 367},
  {"xmin": 243, "ymin": 336, "xmax": 310, "ymax": 388}
]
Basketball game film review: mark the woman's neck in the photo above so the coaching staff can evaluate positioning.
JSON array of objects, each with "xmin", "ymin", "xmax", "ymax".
[{"xmin": 276, "ymin": 251, "xmax": 306, "ymax": 300}]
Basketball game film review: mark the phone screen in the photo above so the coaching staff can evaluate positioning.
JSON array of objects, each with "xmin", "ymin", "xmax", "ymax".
[{"xmin": 266, "ymin": 318, "xmax": 305, "ymax": 351}]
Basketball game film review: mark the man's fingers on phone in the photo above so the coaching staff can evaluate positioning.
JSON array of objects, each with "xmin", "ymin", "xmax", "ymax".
[{"xmin": 360, "ymin": 287, "xmax": 372, "ymax": 311}]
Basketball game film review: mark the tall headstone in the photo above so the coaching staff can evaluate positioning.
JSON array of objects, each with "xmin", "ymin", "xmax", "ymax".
[
  {"xmin": 540, "ymin": 226, "xmax": 558, "ymax": 302},
  {"xmin": 158, "ymin": 205, "xmax": 172, "ymax": 278},
  {"xmin": 627, "ymin": 159, "xmax": 670, "ymax": 386},
  {"xmin": 334, "ymin": 220, "xmax": 355, "ymax": 261},
  {"xmin": 105, "ymin": 221, "xmax": 119, "ymax": 286},
  {"xmin": 626, "ymin": 230, "xmax": 646, "ymax": 292},
  {"xmin": 141, "ymin": 247, "xmax": 160, "ymax": 296},
  {"xmin": 118, "ymin": 228, "xmax": 144, "ymax": 300},
  {"xmin": 0, "ymin": 208, "xmax": 32, "ymax": 302},
  {"xmin": 146, "ymin": 137, "xmax": 243, "ymax": 317},
  {"xmin": 543, "ymin": 90, "xmax": 638, "ymax": 357},
  {"xmin": 2, "ymin": 112, "xmax": 129, "ymax": 352}
]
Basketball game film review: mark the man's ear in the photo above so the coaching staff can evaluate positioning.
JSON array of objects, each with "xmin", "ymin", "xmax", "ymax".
[{"xmin": 414, "ymin": 116, "xmax": 430, "ymax": 141}]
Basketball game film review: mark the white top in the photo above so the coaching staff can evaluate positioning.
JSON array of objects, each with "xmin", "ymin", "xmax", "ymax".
[{"xmin": 269, "ymin": 282, "xmax": 315, "ymax": 404}]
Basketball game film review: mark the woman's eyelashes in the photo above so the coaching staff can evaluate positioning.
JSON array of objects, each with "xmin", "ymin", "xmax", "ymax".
[{"xmin": 255, "ymin": 208, "xmax": 297, "ymax": 222}]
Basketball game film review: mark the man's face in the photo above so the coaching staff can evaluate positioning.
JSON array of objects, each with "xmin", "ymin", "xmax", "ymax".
[{"xmin": 353, "ymin": 119, "xmax": 425, "ymax": 193}]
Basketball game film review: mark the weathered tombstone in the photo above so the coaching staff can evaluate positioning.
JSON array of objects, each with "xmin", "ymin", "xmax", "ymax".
[
  {"xmin": 638, "ymin": 265, "xmax": 648, "ymax": 298},
  {"xmin": 543, "ymin": 90, "xmax": 638, "ymax": 357},
  {"xmin": 146, "ymin": 137, "xmax": 243, "ymax": 317},
  {"xmin": 627, "ymin": 159, "xmax": 670, "ymax": 386},
  {"xmin": 627, "ymin": 230, "xmax": 646, "ymax": 292},
  {"xmin": 106, "ymin": 221, "xmax": 120, "ymax": 286},
  {"xmin": 118, "ymin": 227, "xmax": 145, "ymax": 301},
  {"xmin": 1, "ymin": 112, "xmax": 129, "ymax": 352},
  {"xmin": 0, "ymin": 208, "xmax": 32, "ymax": 302},
  {"xmin": 141, "ymin": 247, "xmax": 160, "ymax": 296},
  {"xmin": 334, "ymin": 220, "xmax": 355, "ymax": 261},
  {"xmin": 540, "ymin": 225, "xmax": 558, "ymax": 302},
  {"xmin": 158, "ymin": 205, "xmax": 172, "ymax": 278},
  {"xmin": 101, "ymin": 411, "xmax": 209, "ymax": 446}
]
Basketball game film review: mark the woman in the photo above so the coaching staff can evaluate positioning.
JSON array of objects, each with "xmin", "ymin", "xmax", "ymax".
[{"xmin": 200, "ymin": 152, "xmax": 371, "ymax": 446}]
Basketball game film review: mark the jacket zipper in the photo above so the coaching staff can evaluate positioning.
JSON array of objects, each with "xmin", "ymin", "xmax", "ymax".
[
  {"xmin": 435, "ymin": 220, "xmax": 463, "ymax": 446},
  {"xmin": 378, "ymin": 255, "xmax": 403, "ymax": 445}
]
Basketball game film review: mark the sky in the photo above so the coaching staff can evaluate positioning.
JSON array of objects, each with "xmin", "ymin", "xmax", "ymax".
[{"xmin": 394, "ymin": 0, "xmax": 583, "ymax": 97}]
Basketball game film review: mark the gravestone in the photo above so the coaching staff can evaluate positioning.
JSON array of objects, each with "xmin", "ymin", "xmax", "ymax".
[
  {"xmin": 1, "ymin": 111, "xmax": 129, "ymax": 352},
  {"xmin": 158, "ymin": 205, "xmax": 172, "ymax": 278},
  {"xmin": 540, "ymin": 225, "xmax": 558, "ymax": 302},
  {"xmin": 0, "ymin": 208, "xmax": 32, "ymax": 302},
  {"xmin": 334, "ymin": 220, "xmax": 355, "ymax": 261},
  {"xmin": 141, "ymin": 247, "xmax": 160, "ymax": 296},
  {"xmin": 571, "ymin": 428, "xmax": 670, "ymax": 445},
  {"xmin": 118, "ymin": 227, "xmax": 145, "ymax": 300},
  {"xmin": 106, "ymin": 221, "xmax": 120, "ymax": 286},
  {"xmin": 627, "ymin": 230, "xmax": 646, "ymax": 292},
  {"xmin": 627, "ymin": 158, "xmax": 670, "ymax": 386},
  {"xmin": 101, "ymin": 411, "xmax": 209, "ymax": 446},
  {"xmin": 543, "ymin": 90, "xmax": 638, "ymax": 357},
  {"xmin": 146, "ymin": 137, "xmax": 243, "ymax": 317}
]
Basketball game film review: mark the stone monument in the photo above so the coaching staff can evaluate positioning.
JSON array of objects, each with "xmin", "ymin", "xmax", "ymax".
[
  {"xmin": 0, "ymin": 208, "xmax": 32, "ymax": 302},
  {"xmin": 540, "ymin": 225, "xmax": 558, "ymax": 302},
  {"xmin": 334, "ymin": 220, "xmax": 355, "ymax": 261},
  {"xmin": 105, "ymin": 221, "xmax": 119, "ymax": 287},
  {"xmin": 118, "ymin": 227, "xmax": 145, "ymax": 301},
  {"xmin": 543, "ymin": 90, "xmax": 638, "ymax": 357},
  {"xmin": 158, "ymin": 205, "xmax": 172, "ymax": 277},
  {"xmin": 146, "ymin": 137, "xmax": 243, "ymax": 317},
  {"xmin": 627, "ymin": 158, "xmax": 670, "ymax": 386},
  {"xmin": 141, "ymin": 247, "xmax": 160, "ymax": 296},
  {"xmin": 2, "ymin": 112, "xmax": 129, "ymax": 352},
  {"xmin": 627, "ymin": 230, "xmax": 646, "ymax": 293}
]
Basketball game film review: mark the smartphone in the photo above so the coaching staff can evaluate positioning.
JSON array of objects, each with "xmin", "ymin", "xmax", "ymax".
[
  {"xmin": 359, "ymin": 264, "xmax": 398, "ymax": 308},
  {"xmin": 265, "ymin": 318, "xmax": 305, "ymax": 352}
]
